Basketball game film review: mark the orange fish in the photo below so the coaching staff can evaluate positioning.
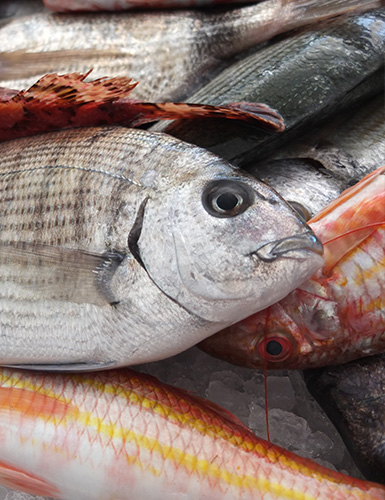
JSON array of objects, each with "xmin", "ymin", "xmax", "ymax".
[
  {"xmin": 0, "ymin": 366, "xmax": 384, "ymax": 499},
  {"xmin": 0, "ymin": 70, "xmax": 284, "ymax": 142},
  {"xmin": 200, "ymin": 165, "xmax": 385, "ymax": 369}
]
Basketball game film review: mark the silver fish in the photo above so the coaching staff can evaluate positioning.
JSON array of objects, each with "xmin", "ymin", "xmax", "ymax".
[
  {"xmin": 154, "ymin": 9, "xmax": 385, "ymax": 166},
  {"xmin": 305, "ymin": 354, "xmax": 385, "ymax": 485},
  {"xmin": 249, "ymin": 92, "xmax": 385, "ymax": 220},
  {"xmin": 0, "ymin": 0, "xmax": 382, "ymax": 100},
  {"xmin": 0, "ymin": 126, "xmax": 323, "ymax": 371}
]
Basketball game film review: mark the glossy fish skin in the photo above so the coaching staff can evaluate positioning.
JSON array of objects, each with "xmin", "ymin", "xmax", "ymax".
[
  {"xmin": 0, "ymin": 126, "xmax": 323, "ymax": 370},
  {"xmin": 0, "ymin": 0, "xmax": 382, "ymax": 101},
  {"xmin": 305, "ymin": 354, "xmax": 385, "ymax": 485},
  {"xmin": 200, "ymin": 166, "xmax": 385, "ymax": 370},
  {"xmin": 43, "ymin": 0, "xmax": 260, "ymax": 9},
  {"xmin": 155, "ymin": 9, "xmax": 385, "ymax": 166},
  {"xmin": 248, "ymin": 92, "xmax": 385, "ymax": 221},
  {"xmin": 0, "ymin": 368, "xmax": 385, "ymax": 499}
]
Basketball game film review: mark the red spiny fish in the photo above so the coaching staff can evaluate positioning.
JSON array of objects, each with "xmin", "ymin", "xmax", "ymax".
[
  {"xmin": 0, "ymin": 71, "xmax": 284, "ymax": 142},
  {"xmin": 200, "ymin": 166, "xmax": 385, "ymax": 369},
  {"xmin": 0, "ymin": 367, "xmax": 384, "ymax": 499}
]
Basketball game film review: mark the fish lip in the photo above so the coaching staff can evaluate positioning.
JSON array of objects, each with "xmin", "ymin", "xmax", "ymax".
[{"xmin": 250, "ymin": 231, "xmax": 323, "ymax": 262}]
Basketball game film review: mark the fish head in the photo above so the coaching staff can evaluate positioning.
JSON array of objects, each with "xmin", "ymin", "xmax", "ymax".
[
  {"xmin": 134, "ymin": 156, "xmax": 324, "ymax": 324},
  {"xmin": 199, "ymin": 280, "xmax": 355, "ymax": 369}
]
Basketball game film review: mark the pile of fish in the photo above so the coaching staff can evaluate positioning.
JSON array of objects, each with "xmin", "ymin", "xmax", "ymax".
[{"xmin": 0, "ymin": 0, "xmax": 384, "ymax": 498}]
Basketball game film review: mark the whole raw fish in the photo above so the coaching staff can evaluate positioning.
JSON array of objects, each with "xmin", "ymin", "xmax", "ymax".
[
  {"xmin": 249, "ymin": 92, "xmax": 385, "ymax": 221},
  {"xmin": 154, "ymin": 9, "xmax": 385, "ymax": 166},
  {"xmin": 200, "ymin": 166, "xmax": 385, "ymax": 369},
  {"xmin": 0, "ymin": 0, "xmax": 382, "ymax": 100},
  {"xmin": 0, "ymin": 71, "xmax": 284, "ymax": 142},
  {"xmin": 0, "ymin": 125, "xmax": 323, "ymax": 370},
  {"xmin": 305, "ymin": 354, "xmax": 385, "ymax": 485},
  {"xmin": 0, "ymin": 367, "xmax": 384, "ymax": 499}
]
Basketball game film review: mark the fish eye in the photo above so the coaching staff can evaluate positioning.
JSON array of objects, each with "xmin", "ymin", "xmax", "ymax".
[
  {"xmin": 257, "ymin": 335, "xmax": 292, "ymax": 362},
  {"xmin": 287, "ymin": 201, "xmax": 312, "ymax": 222},
  {"xmin": 202, "ymin": 180, "xmax": 253, "ymax": 218}
]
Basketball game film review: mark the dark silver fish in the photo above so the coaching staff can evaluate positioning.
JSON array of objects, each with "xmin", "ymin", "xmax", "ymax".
[
  {"xmin": 0, "ymin": 126, "xmax": 323, "ymax": 371},
  {"xmin": 154, "ymin": 9, "xmax": 385, "ymax": 166},
  {"xmin": 0, "ymin": 0, "xmax": 382, "ymax": 100},
  {"xmin": 305, "ymin": 355, "xmax": 385, "ymax": 485},
  {"xmin": 249, "ymin": 92, "xmax": 385, "ymax": 220}
]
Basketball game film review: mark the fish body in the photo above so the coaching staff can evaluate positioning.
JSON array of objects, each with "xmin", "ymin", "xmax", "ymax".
[
  {"xmin": 305, "ymin": 354, "xmax": 385, "ymax": 485},
  {"xmin": 0, "ymin": 367, "xmax": 384, "ymax": 499},
  {"xmin": 0, "ymin": 125, "xmax": 323, "ymax": 370},
  {"xmin": 200, "ymin": 166, "xmax": 385, "ymax": 369},
  {"xmin": 0, "ymin": 0, "xmax": 382, "ymax": 100},
  {"xmin": 154, "ymin": 9, "xmax": 385, "ymax": 166},
  {"xmin": 248, "ymin": 92, "xmax": 385, "ymax": 221}
]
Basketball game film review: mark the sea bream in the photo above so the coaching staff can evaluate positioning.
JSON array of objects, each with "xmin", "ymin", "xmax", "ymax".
[
  {"xmin": 200, "ymin": 166, "xmax": 385, "ymax": 369},
  {"xmin": 0, "ymin": 125, "xmax": 323, "ymax": 370},
  {"xmin": 0, "ymin": 0, "xmax": 382, "ymax": 100},
  {"xmin": 0, "ymin": 367, "xmax": 384, "ymax": 499}
]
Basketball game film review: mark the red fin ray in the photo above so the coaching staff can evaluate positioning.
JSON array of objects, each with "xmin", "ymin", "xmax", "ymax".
[{"xmin": 0, "ymin": 71, "xmax": 284, "ymax": 141}]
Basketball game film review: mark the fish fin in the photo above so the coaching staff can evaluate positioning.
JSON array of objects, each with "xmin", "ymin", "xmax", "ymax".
[
  {"xmin": 0, "ymin": 460, "xmax": 61, "ymax": 498},
  {"xmin": 0, "ymin": 241, "xmax": 125, "ymax": 306},
  {"xmin": 3, "ymin": 361, "xmax": 116, "ymax": 372},
  {"xmin": 310, "ymin": 166, "xmax": 385, "ymax": 270},
  {"xmin": 126, "ymin": 101, "xmax": 285, "ymax": 132},
  {"xmin": 0, "ymin": 70, "xmax": 138, "ymax": 139}
]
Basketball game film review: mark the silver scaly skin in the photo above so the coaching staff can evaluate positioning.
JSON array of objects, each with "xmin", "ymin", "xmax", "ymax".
[{"xmin": 0, "ymin": 126, "xmax": 323, "ymax": 370}]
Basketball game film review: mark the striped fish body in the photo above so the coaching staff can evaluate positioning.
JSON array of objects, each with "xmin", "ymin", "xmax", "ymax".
[{"xmin": 0, "ymin": 367, "xmax": 384, "ymax": 499}]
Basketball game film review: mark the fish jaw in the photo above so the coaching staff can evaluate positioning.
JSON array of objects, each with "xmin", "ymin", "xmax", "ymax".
[
  {"xmin": 1, "ymin": 368, "xmax": 385, "ymax": 500},
  {"xmin": 137, "ymin": 166, "xmax": 324, "ymax": 324}
]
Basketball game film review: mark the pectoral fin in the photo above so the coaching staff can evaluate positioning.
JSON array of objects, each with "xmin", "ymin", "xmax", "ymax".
[{"xmin": 0, "ymin": 241, "xmax": 125, "ymax": 306}]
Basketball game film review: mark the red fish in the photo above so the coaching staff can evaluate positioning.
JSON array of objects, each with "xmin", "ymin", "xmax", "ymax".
[
  {"xmin": 0, "ymin": 71, "xmax": 284, "ymax": 142},
  {"xmin": 200, "ymin": 166, "xmax": 385, "ymax": 369},
  {"xmin": 0, "ymin": 366, "xmax": 384, "ymax": 499}
]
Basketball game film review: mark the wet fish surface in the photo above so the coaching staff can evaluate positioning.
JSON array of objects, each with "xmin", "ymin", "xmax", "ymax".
[
  {"xmin": 305, "ymin": 354, "xmax": 385, "ymax": 485},
  {"xmin": 200, "ymin": 166, "xmax": 385, "ymax": 369},
  {"xmin": 154, "ymin": 8, "xmax": 385, "ymax": 166},
  {"xmin": 0, "ymin": 367, "xmax": 385, "ymax": 499},
  {"xmin": 0, "ymin": 0, "xmax": 382, "ymax": 100},
  {"xmin": 0, "ymin": 126, "xmax": 323, "ymax": 370},
  {"xmin": 248, "ymin": 92, "xmax": 385, "ymax": 220}
]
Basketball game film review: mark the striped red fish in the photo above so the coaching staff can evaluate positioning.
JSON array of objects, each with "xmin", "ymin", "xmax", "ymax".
[
  {"xmin": 0, "ymin": 71, "xmax": 284, "ymax": 142},
  {"xmin": 0, "ymin": 367, "xmax": 384, "ymax": 499},
  {"xmin": 200, "ymin": 165, "xmax": 385, "ymax": 369}
]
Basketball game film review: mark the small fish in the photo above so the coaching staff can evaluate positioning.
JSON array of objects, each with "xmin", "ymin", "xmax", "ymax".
[
  {"xmin": 0, "ymin": 125, "xmax": 323, "ymax": 370},
  {"xmin": 248, "ymin": 92, "xmax": 385, "ymax": 221},
  {"xmin": 200, "ymin": 166, "xmax": 385, "ymax": 369},
  {"xmin": 305, "ymin": 354, "xmax": 385, "ymax": 485},
  {"xmin": 0, "ymin": 0, "xmax": 382, "ymax": 100},
  {"xmin": 154, "ymin": 8, "xmax": 385, "ymax": 166},
  {"xmin": 0, "ymin": 71, "xmax": 284, "ymax": 142},
  {"xmin": 0, "ymin": 367, "xmax": 385, "ymax": 499}
]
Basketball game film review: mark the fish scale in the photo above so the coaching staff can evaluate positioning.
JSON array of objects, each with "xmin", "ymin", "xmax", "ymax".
[
  {"xmin": 0, "ymin": 125, "xmax": 323, "ymax": 370},
  {"xmin": 0, "ymin": 367, "xmax": 384, "ymax": 499}
]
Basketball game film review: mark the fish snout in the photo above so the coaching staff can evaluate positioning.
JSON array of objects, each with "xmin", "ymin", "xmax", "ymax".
[{"xmin": 253, "ymin": 231, "xmax": 323, "ymax": 262}]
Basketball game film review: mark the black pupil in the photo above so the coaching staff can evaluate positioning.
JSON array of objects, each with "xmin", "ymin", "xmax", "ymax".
[
  {"xmin": 266, "ymin": 340, "xmax": 283, "ymax": 356},
  {"xmin": 216, "ymin": 192, "xmax": 239, "ymax": 211}
]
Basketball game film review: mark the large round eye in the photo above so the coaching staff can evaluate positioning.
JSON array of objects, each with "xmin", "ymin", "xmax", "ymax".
[
  {"xmin": 287, "ymin": 201, "xmax": 312, "ymax": 222},
  {"xmin": 202, "ymin": 180, "xmax": 253, "ymax": 218},
  {"xmin": 257, "ymin": 335, "xmax": 292, "ymax": 362}
]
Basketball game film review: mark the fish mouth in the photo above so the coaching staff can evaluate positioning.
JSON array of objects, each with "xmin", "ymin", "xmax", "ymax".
[{"xmin": 250, "ymin": 231, "xmax": 323, "ymax": 262}]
